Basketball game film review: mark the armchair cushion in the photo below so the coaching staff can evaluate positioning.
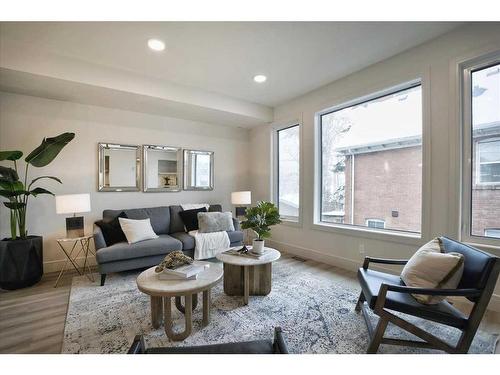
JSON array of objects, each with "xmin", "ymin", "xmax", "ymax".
[
  {"xmin": 401, "ymin": 238, "xmax": 464, "ymax": 304},
  {"xmin": 358, "ymin": 268, "xmax": 468, "ymax": 328}
]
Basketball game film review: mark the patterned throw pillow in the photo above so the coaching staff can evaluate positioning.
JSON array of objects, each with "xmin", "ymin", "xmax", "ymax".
[{"xmin": 155, "ymin": 251, "xmax": 193, "ymax": 273}]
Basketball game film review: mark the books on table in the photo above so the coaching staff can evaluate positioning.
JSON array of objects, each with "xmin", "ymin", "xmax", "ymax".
[
  {"xmin": 224, "ymin": 246, "xmax": 269, "ymax": 259},
  {"xmin": 158, "ymin": 261, "xmax": 210, "ymax": 280}
]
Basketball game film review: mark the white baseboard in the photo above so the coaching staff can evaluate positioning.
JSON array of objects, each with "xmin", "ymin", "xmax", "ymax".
[
  {"xmin": 267, "ymin": 239, "xmax": 500, "ymax": 313},
  {"xmin": 43, "ymin": 256, "xmax": 97, "ymax": 274}
]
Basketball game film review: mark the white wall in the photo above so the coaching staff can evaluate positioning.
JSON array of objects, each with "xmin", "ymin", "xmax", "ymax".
[
  {"xmin": 249, "ymin": 23, "xmax": 500, "ymax": 310},
  {"xmin": 0, "ymin": 92, "xmax": 250, "ymax": 272}
]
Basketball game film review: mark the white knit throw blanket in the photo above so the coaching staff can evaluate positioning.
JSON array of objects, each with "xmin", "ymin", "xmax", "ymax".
[{"xmin": 188, "ymin": 230, "xmax": 230, "ymax": 260}]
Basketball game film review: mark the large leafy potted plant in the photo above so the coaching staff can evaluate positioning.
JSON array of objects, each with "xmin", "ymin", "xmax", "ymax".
[
  {"xmin": 0, "ymin": 133, "xmax": 75, "ymax": 290},
  {"xmin": 241, "ymin": 201, "xmax": 281, "ymax": 254}
]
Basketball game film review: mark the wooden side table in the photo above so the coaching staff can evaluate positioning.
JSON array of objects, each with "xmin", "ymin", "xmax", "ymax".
[
  {"xmin": 216, "ymin": 247, "xmax": 281, "ymax": 305},
  {"xmin": 54, "ymin": 235, "xmax": 95, "ymax": 287}
]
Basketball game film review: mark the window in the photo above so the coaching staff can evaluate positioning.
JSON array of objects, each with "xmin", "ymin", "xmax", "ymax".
[
  {"xmin": 366, "ymin": 219, "xmax": 385, "ymax": 229},
  {"xmin": 476, "ymin": 139, "xmax": 500, "ymax": 185},
  {"xmin": 275, "ymin": 124, "xmax": 300, "ymax": 222},
  {"xmin": 317, "ymin": 81, "xmax": 422, "ymax": 234},
  {"xmin": 462, "ymin": 55, "xmax": 500, "ymax": 243},
  {"xmin": 484, "ymin": 229, "xmax": 500, "ymax": 239}
]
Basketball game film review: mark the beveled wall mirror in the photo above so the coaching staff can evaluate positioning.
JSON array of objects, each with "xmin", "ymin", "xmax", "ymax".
[
  {"xmin": 143, "ymin": 145, "xmax": 182, "ymax": 192},
  {"xmin": 183, "ymin": 149, "xmax": 214, "ymax": 190},
  {"xmin": 98, "ymin": 143, "xmax": 141, "ymax": 192}
]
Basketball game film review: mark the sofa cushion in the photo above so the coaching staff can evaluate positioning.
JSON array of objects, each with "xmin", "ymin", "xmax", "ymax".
[
  {"xmin": 179, "ymin": 207, "xmax": 207, "ymax": 232},
  {"xmin": 198, "ymin": 212, "xmax": 235, "ymax": 233},
  {"xmin": 169, "ymin": 205, "xmax": 185, "ymax": 234},
  {"xmin": 103, "ymin": 207, "xmax": 170, "ymax": 235},
  {"xmin": 96, "ymin": 234, "xmax": 182, "ymax": 264},
  {"xmin": 170, "ymin": 232, "xmax": 195, "ymax": 251},
  {"xmin": 95, "ymin": 211, "xmax": 128, "ymax": 246},
  {"xmin": 227, "ymin": 230, "xmax": 243, "ymax": 244},
  {"xmin": 119, "ymin": 218, "xmax": 159, "ymax": 244}
]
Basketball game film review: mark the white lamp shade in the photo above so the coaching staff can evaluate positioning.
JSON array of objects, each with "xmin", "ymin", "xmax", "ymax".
[
  {"xmin": 55, "ymin": 194, "xmax": 91, "ymax": 215},
  {"xmin": 231, "ymin": 191, "xmax": 251, "ymax": 205}
]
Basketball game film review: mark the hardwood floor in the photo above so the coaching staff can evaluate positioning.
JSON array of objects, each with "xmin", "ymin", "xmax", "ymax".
[
  {"xmin": 0, "ymin": 255, "xmax": 499, "ymax": 353},
  {"xmin": 0, "ymin": 269, "xmax": 79, "ymax": 354}
]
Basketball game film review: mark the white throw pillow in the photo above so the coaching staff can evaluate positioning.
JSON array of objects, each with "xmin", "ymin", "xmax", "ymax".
[
  {"xmin": 400, "ymin": 238, "xmax": 464, "ymax": 305},
  {"xmin": 118, "ymin": 218, "xmax": 159, "ymax": 244}
]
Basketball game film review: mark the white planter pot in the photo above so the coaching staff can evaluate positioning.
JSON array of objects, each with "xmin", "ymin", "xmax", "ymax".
[{"xmin": 252, "ymin": 239, "xmax": 265, "ymax": 254}]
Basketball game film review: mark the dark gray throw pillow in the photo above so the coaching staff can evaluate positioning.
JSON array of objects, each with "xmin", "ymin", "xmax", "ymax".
[
  {"xmin": 178, "ymin": 207, "xmax": 207, "ymax": 232},
  {"xmin": 95, "ymin": 211, "xmax": 128, "ymax": 246}
]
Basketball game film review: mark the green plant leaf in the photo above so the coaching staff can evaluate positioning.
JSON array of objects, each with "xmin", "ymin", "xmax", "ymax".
[
  {"xmin": 29, "ymin": 187, "xmax": 54, "ymax": 196},
  {"xmin": 0, "ymin": 189, "xmax": 29, "ymax": 198},
  {"xmin": 0, "ymin": 150, "xmax": 23, "ymax": 161},
  {"xmin": 29, "ymin": 175, "xmax": 62, "ymax": 188},
  {"xmin": 25, "ymin": 132, "xmax": 75, "ymax": 167},
  {"xmin": 3, "ymin": 201, "xmax": 26, "ymax": 210},
  {"xmin": 0, "ymin": 166, "xmax": 19, "ymax": 182}
]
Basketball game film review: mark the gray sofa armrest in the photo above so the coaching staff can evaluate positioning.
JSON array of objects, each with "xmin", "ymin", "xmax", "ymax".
[
  {"xmin": 93, "ymin": 223, "xmax": 107, "ymax": 250},
  {"xmin": 232, "ymin": 217, "xmax": 241, "ymax": 231}
]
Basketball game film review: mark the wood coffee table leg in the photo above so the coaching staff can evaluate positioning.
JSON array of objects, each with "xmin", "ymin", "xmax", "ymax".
[
  {"xmin": 164, "ymin": 295, "xmax": 192, "ymax": 341},
  {"xmin": 175, "ymin": 294, "xmax": 198, "ymax": 313},
  {"xmin": 243, "ymin": 266, "xmax": 249, "ymax": 305},
  {"xmin": 202, "ymin": 289, "xmax": 211, "ymax": 326},
  {"xmin": 150, "ymin": 296, "xmax": 163, "ymax": 329}
]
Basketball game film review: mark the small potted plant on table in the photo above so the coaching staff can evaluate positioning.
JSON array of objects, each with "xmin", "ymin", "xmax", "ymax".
[
  {"xmin": 0, "ymin": 133, "xmax": 75, "ymax": 290},
  {"xmin": 241, "ymin": 201, "xmax": 281, "ymax": 254}
]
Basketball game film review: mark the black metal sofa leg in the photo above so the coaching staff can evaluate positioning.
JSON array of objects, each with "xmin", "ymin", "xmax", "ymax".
[{"xmin": 100, "ymin": 274, "xmax": 107, "ymax": 286}]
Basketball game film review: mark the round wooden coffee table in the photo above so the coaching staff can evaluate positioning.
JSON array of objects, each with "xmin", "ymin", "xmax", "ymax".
[
  {"xmin": 136, "ymin": 264, "xmax": 222, "ymax": 341},
  {"xmin": 216, "ymin": 247, "xmax": 280, "ymax": 305}
]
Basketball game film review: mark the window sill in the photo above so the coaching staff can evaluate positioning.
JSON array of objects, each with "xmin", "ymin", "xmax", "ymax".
[
  {"xmin": 279, "ymin": 219, "xmax": 302, "ymax": 228},
  {"xmin": 311, "ymin": 222, "xmax": 423, "ymax": 246}
]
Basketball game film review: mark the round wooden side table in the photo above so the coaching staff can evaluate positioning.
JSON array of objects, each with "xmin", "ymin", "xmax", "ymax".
[
  {"xmin": 216, "ymin": 247, "xmax": 281, "ymax": 305},
  {"xmin": 136, "ymin": 264, "xmax": 222, "ymax": 341}
]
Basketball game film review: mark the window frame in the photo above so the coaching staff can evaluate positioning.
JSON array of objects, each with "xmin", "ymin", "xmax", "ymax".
[
  {"xmin": 313, "ymin": 77, "xmax": 429, "ymax": 244},
  {"xmin": 475, "ymin": 137, "xmax": 500, "ymax": 186},
  {"xmin": 460, "ymin": 51, "xmax": 500, "ymax": 247},
  {"xmin": 272, "ymin": 119, "xmax": 302, "ymax": 225},
  {"xmin": 365, "ymin": 219, "xmax": 386, "ymax": 229}
]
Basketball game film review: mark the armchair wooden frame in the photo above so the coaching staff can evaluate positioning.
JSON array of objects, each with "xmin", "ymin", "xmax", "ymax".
[{"xmin": 356, "ymin": 255, "xmax": 500, "ymax": 354}]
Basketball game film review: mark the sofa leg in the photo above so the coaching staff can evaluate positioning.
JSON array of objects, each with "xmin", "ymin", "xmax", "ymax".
[{"xmin": 100, "ymin": 274, "xmax": 107, "ymax": 286}]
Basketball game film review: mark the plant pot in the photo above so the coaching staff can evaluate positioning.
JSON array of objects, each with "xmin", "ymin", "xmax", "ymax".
[
  {"xmin": 0, "ymin": 236, "xmax": 43, "ymax": 290},
  {"xmin": 252, "ymin": 239, "xmax": 265, "ymax": 254}
]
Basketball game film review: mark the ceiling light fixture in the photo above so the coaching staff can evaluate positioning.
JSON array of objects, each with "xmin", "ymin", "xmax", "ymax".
[
  {"xmin": 147, "ymin": 38, "xmax": 165, "ymax": 52},
  {"xmin": 253, "ymin": 75, "xmax": 267, "ymax": 83}
]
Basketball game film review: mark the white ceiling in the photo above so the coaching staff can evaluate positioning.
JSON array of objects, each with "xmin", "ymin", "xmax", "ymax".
[{"xmin": 0, "ymin": 22, "xmax": 461, "ymax": 107}]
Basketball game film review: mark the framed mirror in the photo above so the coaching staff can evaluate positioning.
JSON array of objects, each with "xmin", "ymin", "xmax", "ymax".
[
  {"xmin": 183, "ymin": 149, "xmax": 214, "ymax": 190},
  {"xmin": 143, "ymin": 145, "xmax": 182, "ymax": 192},
  {"xmin": 98, "ymin": 143, "xmax": 141, "ymax": 192}
]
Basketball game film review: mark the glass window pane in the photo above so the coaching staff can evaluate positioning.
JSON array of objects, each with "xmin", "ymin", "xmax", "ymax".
[
  {"xmin": 471, "ymin": 63, "xmax": 500, "ymax": 238},
  {"xmin": 320, "ymin": 84, "xmax": 422, "ymax": 233},
  {"xmin": 278, "ymin": 125, "xmax": 300, "ymax": 220}
]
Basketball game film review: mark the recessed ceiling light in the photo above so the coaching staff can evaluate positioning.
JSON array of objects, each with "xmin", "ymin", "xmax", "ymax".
[
  {"xmin": 253, "ymin": 75, "xmax": 267, "ymax": 83},
  {"xmin": 147, "ymin": 38, "xmax": 165, "ymax": 52}
]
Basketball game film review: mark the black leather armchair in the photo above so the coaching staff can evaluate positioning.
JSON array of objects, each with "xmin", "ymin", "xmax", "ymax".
[
  {"xmin": 128, "ymin": 327, "xmax": 289, "ymax": 354},
  {"xmin": 356, "ymin": 236, "xmax": 500, "ymax": 353}
]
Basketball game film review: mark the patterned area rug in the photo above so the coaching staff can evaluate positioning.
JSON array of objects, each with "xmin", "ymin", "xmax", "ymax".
[{"xmin": 62, "ymin": 259, "xmax": 498, "ymax": 354}]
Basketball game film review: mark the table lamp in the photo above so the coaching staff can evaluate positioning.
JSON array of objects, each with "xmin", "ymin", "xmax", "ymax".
[
  {"xmin": 56, "ymin": 194, "xmax": 91, "ymax": 238},
  {"xmin": 231, "ymin": 191, "xmax": 251, "ymax": 218}
]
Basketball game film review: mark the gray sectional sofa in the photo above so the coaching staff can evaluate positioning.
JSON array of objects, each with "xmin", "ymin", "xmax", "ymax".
[{"xmin": 93, "ymin": 204, "xmax": 243, "ymax": 285}]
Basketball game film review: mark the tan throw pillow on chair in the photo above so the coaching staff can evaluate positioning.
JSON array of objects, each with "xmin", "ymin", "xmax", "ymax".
[{"xmin": 400, "ymin": 238, "xmax": 464, "ymax": 305}]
